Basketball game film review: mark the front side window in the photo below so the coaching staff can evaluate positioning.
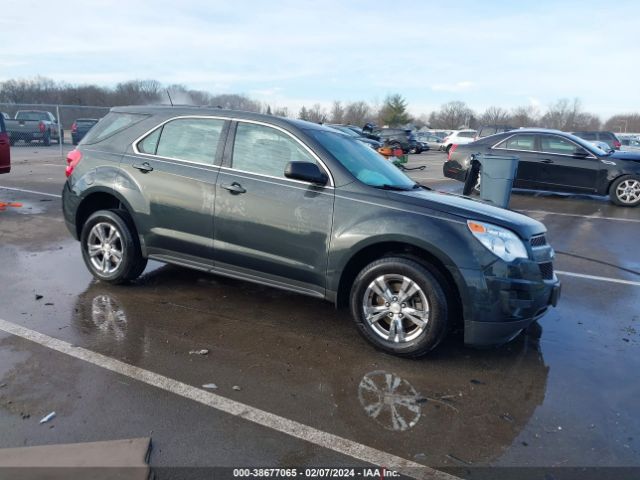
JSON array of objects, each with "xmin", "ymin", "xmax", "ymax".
[
  {"xmin": 496, "ymin": 134, "xmax": 536, "ymax": 151},
  {"xmin": 147, "ymin": 118, "xmax": 225, "ymax": 164},
  {"xmin": 232, "ymin": 123, "xmax": 317, "ymax": 178},
  {"xmin": 540, "ymin": 135, "xmax": 587, "ymax": 156}
]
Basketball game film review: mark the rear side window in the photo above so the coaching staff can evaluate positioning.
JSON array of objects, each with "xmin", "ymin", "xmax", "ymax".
[
  {"xmin": 459, "ymin": 131, "xmax": 475, "ymax": 138},
  {"xmin": 83, "ymin": 112, "xmax": 147, "ymax": 144},
  {"xmin": 496, "ymin": 134, "xmax": 536, "ymax": 151},
  {"xmin": 232, "ymin": 122, "xmax": 316, "ymax": 178},
  {"xmin": 146, "ymin": 118, "xmax": 225, "ymax": 164}
]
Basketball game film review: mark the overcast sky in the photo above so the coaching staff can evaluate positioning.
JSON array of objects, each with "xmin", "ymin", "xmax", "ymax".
[{"xmin": 1, "ymin": 0, "xmax": 639, "ymax": 118}]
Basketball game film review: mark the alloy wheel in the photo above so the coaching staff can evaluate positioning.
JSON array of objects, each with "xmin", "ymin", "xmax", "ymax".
[{"xmin": 87, "ymin": 222, "xmax": 124, "ymax": 275}]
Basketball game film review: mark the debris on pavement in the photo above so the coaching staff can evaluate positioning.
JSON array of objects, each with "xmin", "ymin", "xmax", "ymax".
[
  {"xmin": 232, "ymin": 385, "xmax": 241, "ymax": 391},
  {"xmin": 39, "ymin": 412, "xmax": 56, "ymax": 424},
  {"xmin": 500, "ymin": 413, "xmax": 515, "ymax": 423},
  {"xmin": 470, "ymin": 379, "xmax": 485, "ymax": 385},
  {"xmin": 202, "ymin": 383, "xmax": 218, "ymax": 390},
  {"xmin": 35, "ymin": 294, "xmax": 43, "ymax": 301},
  {"xmin": 188, "ymin": 349, "xmax": 209, "ymax": 355}
]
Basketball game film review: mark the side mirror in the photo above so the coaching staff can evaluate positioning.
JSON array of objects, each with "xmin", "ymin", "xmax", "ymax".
[{"xmin": 284, "ymin": 161, "xmax": 328, "ymax": 185}]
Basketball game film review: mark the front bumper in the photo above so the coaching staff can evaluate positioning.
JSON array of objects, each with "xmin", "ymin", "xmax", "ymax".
[{"xmin": 461, "ymin": 259, "xmax": 561, "ymax": 347}]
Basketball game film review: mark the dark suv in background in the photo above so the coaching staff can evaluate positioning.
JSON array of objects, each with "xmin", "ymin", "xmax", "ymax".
[
  {"xmin": 62, "ymin": 106, "xmax": 560, "ymax": 357},
  {"xmin": 476, "ymin": 125, "xmax": 514, "ymax": 140},
  {"xmin": 572, "ymin": 131, "xmax": 621, "ymax": 150},
  {"xmin": 376, "ymin": 128, "xmax": 420, "ymax": 153}
]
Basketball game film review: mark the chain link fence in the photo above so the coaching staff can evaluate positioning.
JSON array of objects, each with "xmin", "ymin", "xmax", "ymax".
[{"xmin": 1, "ymin": 103, "xmax": 110, "ymax": 157}]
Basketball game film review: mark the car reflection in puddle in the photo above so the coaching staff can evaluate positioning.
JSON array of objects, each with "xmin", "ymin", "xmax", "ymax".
[
  {"xmin": 90, "ymin": 294, "xmax": 128, "ymax": 341},
  {"xmin": 358, "ymin": 371, "xmax": 422, "ymax": 432}
]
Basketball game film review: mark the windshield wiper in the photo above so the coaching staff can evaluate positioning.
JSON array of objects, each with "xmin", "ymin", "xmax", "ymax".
[
  {"xmin": 412, "ymin": 182, "xmax": 431, "ymax": 191},
  {"xmin": 376, "ymin": 184, "xmax": 413, "ymax": 191}
]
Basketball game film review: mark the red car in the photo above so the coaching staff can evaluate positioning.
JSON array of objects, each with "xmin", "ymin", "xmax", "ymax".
[{"xmin": 0, "ymin": 114, "xmax": 10, "ymax": 174}]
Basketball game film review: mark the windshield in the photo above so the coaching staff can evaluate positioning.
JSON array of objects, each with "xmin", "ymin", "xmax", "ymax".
[
  {"xmin": 309, "ymin": 129, "xmax": 415, "ymax": 189},
  {"xmin": 329, "ymin": 125, "xmax": 359, "ymax": 137}
]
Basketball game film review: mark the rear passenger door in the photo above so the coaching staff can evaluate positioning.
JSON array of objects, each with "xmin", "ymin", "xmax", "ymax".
[
  {"xmin": 213, "ymin": 121, "xmax": 334, "ymax": 297},
  {"xmin": 491, "ymin": 133, "xmax": 544, "ymax": 189},
  {"xmin": 125, "ymin": 116, "xmax": 229, "ymax": 267}
]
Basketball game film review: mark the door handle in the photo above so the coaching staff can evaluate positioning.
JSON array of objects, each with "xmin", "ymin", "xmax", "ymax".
[
  {"xmin": 133, "ymin": 161, "xmax": 154, "ymax": 173},
  {"xmin": 221, "ymin": 182, "xmax": 246, "ymax": 194},
  {"xmin": 541, "ymin": 159, "xmax": 554, "ymax": 164}
]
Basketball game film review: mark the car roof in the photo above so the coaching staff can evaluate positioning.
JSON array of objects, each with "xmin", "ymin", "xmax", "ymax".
[{"xmin": 110, "ymin": 105, "xmax": 330, "ymax": 132}]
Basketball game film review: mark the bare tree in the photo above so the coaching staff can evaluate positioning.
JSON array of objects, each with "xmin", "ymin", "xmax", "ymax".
[
  {"xmin": 429, "ymin": 101, "xmax": 475, "ymax": 129},
  {"xmin": 479, "ymin": 106, "xmax": 510, "ymax": 125},
  {"xmin": 510, "ymin": 106, "xmax": 539, "ymax": 128},
  {"xmin": 306, "ymin": 103, "xmax": 328, "ymax": 123},
  {"xmin": 330, "ymin": 101, "xmax": 344, "ymax": 124},
  {"xmin": 604, "ymin": 113, "xmax": 640, "ymax": 133},
  {"xmin": 343, "ymin": 101, "xmax": 371, "ymax": 126}
]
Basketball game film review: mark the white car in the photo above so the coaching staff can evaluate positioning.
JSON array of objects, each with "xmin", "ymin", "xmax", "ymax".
[
  {"xmin": 440, "ymin": 130, "xmax": 477, "ymax": 152},
  {"xmin": 621, "ymin": 137, "xmax": 640, "ymax": 152}
]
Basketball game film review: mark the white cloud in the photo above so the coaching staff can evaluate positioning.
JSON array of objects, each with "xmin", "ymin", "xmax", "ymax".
[{"xmin": 431, "ymin": 81, "xmax": 475, "ymax": 93}]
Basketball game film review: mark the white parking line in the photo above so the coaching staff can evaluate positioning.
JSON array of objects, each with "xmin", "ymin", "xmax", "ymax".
[
  {"xmin": 0, "ymin": 318, "xmax": 456, "ymax": 480},
  {"xmin": 0, "ymin": 186, "xmax": 62, "ymax": 198},
  {"xmin": 521, "ymin": 209, "xmax": 640, "ymax": 224},
  {"xmin": 556, "ymin": 271, "xmax": 640, "ymax": 287}
]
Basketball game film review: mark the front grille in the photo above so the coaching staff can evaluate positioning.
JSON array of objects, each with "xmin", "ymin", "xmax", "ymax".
[
  {"xmin": 530, "ymin": 235, "xmax": 547, "ymax": 248},
  {"xmin": 539, "ymin": 262, "xmax": 554, "ymax": 280}
]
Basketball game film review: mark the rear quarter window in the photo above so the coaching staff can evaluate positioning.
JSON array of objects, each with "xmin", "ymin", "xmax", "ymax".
[{"xmin": 82, "ymin": 112, "xmax": 148, "ymax": 145}]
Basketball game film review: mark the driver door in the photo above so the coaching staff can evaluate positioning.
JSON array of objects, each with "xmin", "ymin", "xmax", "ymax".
[{"xmin": 213, "ymin": 121, "xmax": 334, "ymax": 297}]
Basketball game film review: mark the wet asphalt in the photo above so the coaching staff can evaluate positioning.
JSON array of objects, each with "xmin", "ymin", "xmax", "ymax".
[{"xmin": 0, "ymin": 146, "xmax": 638, "ymax": 478}]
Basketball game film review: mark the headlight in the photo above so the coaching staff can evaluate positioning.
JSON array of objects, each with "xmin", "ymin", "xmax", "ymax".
[{"xmin": 467, "ymin": 220, "xmax": 528, "ymax": 262}]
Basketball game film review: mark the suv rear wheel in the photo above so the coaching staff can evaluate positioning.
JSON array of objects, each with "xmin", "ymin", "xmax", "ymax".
[
  {"xmin": 350, "ymin": 257, "xmax": 448, "ymax": 357},
  {"xmin": 80, "ymin": 209, "xmax": 147, "ymax": 284}
]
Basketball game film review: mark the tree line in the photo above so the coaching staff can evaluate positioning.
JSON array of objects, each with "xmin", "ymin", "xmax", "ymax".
[{"xmin": 1, "ymin": 77, "xmax": 638, "ymax": 133}]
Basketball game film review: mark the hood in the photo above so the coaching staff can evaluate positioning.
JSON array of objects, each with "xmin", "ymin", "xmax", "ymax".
[
  {"xmin": 391, "ymin": 188, "xmax": 546, "ymax": 239},
  {"xmin": 609, "ymin": 151, "xmax": 640, "ymax": 162}
]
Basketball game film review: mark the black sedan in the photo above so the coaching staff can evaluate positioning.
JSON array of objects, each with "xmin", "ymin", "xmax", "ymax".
[{"xmin": 444, "ymin": 128, "xmax": 640, "ymax": 207}]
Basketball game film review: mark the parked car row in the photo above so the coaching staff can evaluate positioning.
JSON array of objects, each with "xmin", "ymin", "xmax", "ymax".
[{"xmin": 1, "ymin": 110, "xmax": 100, "ymax": 147}]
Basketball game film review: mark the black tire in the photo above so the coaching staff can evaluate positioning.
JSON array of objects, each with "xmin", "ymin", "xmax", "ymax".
[
  {"xmin": 390, "ymin": 141, "xmax": 402, "ymax": 151},
  {"xmin": 43, "ymin": 132, "xmax": 51, "ymax": 146},
  {"xmin": 80, "ymin": 209, "xmax": 147, "ymax": 284},
  {"xmin": 349, "ymin": 257, "xmax": 449, "ymax": 357},
  {"xmin": 609, "ymin": 175, "xmax": 640, "ymax": 207}
]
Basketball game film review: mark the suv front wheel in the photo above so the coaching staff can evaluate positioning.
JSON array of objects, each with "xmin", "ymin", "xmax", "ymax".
[
  {"xmin": 350, "ymin": 257, "xmax": 448, "ymax": 357},
  {"xmin": 80, "ymin": 209, "xmax": 148, "ymax": 284}
]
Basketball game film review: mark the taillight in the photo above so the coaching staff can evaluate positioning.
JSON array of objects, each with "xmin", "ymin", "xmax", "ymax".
[
  {"xmin": 614, "ymin": 140, "xmax": 621, "ymax": 150},
  {"xmin": 39, "ymin": 121, "xmax": 46, "ymax": 133},
  {"xmin": 65, "ymin": 149, "xmax": 82, "ymax": 177},
  {"xmin": 448, "ymin": 144, "xmax": 458, "ymax": 160},
  {"xmin": 71, "ymin": 122, "xmax": 78, "ymax": 133}
]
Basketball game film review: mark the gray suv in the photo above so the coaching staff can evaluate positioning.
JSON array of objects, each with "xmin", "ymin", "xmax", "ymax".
[{"xmin": 62, "ymin": 106, "xmax": 560, "ymax": 357}]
